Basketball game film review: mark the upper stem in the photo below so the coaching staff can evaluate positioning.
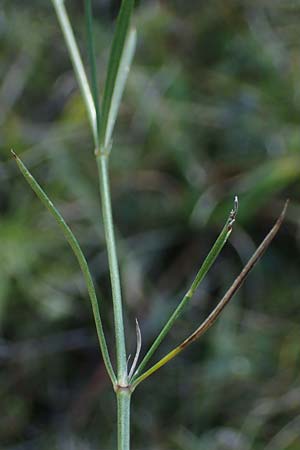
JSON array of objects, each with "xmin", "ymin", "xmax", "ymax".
[
  {"xmin": 96, "ymin": 153, "xmax": 127, "ymax": 383},
  {"xmin": 52, "ymin": 0, "xmax": 128, "ymax": 385}
]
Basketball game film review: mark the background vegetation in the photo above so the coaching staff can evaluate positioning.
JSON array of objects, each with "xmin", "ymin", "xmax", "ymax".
[{"xmin": 1, "ymin": 1, "xmax": 300, "ymax": 449}]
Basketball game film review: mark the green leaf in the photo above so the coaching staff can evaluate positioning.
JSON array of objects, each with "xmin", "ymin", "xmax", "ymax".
[
  {"xmin": 132, "ymin": 201, "xmax": 288, "ymax": 389},
  {"xmin": 51, "ymin": 0, "xmax": 97, "ymax": 143},
  {"xmin": 131, "ymin": 197, "xmax": 238, "ymax": 381},
  {"xmin": 99, "ymin": 0, "xmax": 136, "ymax": 151},
  {"xmin": 12, "ymin": 150, "xmax": 116, "ymax": 385},
  {"xmin": 85, "ymin": 0, "xmax": 101, "ymax": 140}
]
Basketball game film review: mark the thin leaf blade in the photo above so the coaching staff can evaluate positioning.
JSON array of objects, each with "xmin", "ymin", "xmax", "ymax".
[
  {"xmin": 104, "ymin": 28, "xmax": 136, "ymax": 149},
  {"xmin": 11, "ymin": 150, "xmax": 116, "ymax": 385},
  {"xmin": 132, "ymin": 201, "xmax": 288, "ymax": 388},
  {"xmin": 131, "ymin": 197, "xmax": 238, "ymax": 381},
  {"xmin": 99, "ymin": 0, "xmax": 136, "ymax": 150},
  {"xmin": 51, "ymin": 0, "xmax": 97, "ymax": 142},
  {"xmin": 85, "ymin": 0, "xmax": 101, "ymax": 140}
]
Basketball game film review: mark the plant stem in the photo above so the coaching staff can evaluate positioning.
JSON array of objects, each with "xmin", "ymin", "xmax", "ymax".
[
  {"xmin": 52, "ymin": 2, "xmax": 132, "ymax": 446},
  {"xmin": 96, "ymin": 153, "xmax": 127, "ymax": 384},
  {"xmin": 117, "ymin": 389, "xmax": 131, "ymax": 450},
  {"xmin": 52, "ymin": 0, "xmax": 128, "ymax": 384}
]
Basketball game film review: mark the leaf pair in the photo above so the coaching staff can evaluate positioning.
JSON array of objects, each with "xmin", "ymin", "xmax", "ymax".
[
  {"xmin": 131, "ymin": 197, "xmax": 239, "ymax": 382},
  {"xmin": 52, "ymin": 0, "xmax": 136, "ymax": 151},
  {"xmin": 131, "ymin": 200, "xmax": 288, "ymax": 389}
]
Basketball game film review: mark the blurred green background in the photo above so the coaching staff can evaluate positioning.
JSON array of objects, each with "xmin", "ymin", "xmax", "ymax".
[{"xmin": 1, "ymin": 1, "xmax": 300, "ymax": 449}]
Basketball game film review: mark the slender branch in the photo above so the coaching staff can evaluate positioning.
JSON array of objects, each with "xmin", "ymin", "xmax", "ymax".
[
  {"xmin": 51, "ymin": 0, "xmax": 97, "ymax": 143},
  {"xmin": 12, "ymin": 150, "xmax": 116, "ymax": 386},
  {"xmin": 132, "ymin": 201, "xmax": 288, "ymax": 389},
  {"xmin": 131, "ymin": 197, "xmax": 238, "ymax": 381}
]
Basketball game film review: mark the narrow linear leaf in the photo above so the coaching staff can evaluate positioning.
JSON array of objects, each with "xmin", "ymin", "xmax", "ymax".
[
  {"xmin": 51, "ymin": 0, "xmax": 97, "ymax": 143},
  {"xmin": 99, "ymin": 0, "xmax": 136, "ymax": 150},
  {"xmin": 132, "ymin": 201, "xmax": 288, "ymax": 388},
  {"xmin": 85, "ymin": 0, "xmax": 101, "ymax": 139},
  {"xmin": 131, "ymin": 197, "xmax": 238, "ymax": 381},
  {"xmin": 11, "ymin": 150, "xmax": 116, "ymax": 385},
  {"xmin": 104, "ymin": 28, "xmax": 136, "ymax": 149}
]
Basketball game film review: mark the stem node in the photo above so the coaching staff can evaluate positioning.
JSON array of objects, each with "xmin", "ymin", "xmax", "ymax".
[{"xmin": 115, "ymin": 383, "xmax": 132, "ymax": 394}]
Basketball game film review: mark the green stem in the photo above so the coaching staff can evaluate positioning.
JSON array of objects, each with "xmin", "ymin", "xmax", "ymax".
[
  {"xmin": 117, "ymin": 389, "xmax": 131, "ymax": 450},
  {"xmin": 51, "ymin": 0, "xmax": 128, "ymax": 385},
  {"xmin": 97, "ymin": 153, "xmax": 127, "ymax": 384}
]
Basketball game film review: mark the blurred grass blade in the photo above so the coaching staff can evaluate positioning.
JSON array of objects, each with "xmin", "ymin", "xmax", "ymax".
[
  {"xmin": 85, "ymin": 0, "xmax": 101, "ymax": 140},
  {"xmin": 132, "ymin": 201, "xmax": 288, "ymax": 388},
  {"xmin": 99, "ymin": 0, "xmax": 136, "ymax": 151},
  {"xmin": 51, "ymin": 0, "xmax": 97, "ymax": 143},
  {"xmin": 11, "ymin": 150, "xmax": 116, "ymax": 385},
  {"xmin": 131, "ymin": 197, "xmax": 238, "ymax": 381}
]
